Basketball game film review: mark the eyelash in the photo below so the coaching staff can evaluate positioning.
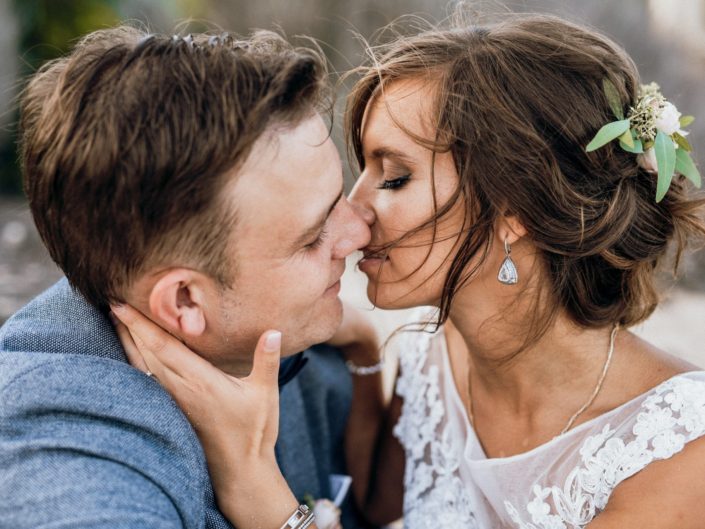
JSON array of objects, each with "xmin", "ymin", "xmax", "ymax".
[
  {"xmin": 305, "ymin": 228, "xmax": 329, "ymax": 251},
  {"xmin": 377, "ymin": 174, "xmax": 411, "ymax": 190}
]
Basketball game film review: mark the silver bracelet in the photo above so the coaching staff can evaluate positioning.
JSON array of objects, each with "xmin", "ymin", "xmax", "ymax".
[
  {"xmin": 280, "ymin": 504, "xmax": 316, "ymax": 529},
  {"xmin": 346, "ymin": 358, "xmax": 385, "ymax": 375}
]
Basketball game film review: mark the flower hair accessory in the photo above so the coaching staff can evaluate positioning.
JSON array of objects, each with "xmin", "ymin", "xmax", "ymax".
[{"xmin": 586, "ymin": 79, "xmax": 701, "ymax": 202}]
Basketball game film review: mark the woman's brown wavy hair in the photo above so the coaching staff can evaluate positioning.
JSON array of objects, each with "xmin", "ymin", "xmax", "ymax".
[{"xmin": 346, "ymin": 14, "xmax": 705, "ymax": 341}]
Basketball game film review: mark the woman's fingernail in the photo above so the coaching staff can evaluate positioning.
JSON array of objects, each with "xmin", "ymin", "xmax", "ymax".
[{"xmin": 264, "ymin": 331, "xmax": 281, "ymax": 352}]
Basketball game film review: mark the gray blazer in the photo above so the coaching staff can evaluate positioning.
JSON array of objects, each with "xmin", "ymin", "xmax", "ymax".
[{"xmin": 0, "ymin": 278, "xmax": 368, "ymax": 528}]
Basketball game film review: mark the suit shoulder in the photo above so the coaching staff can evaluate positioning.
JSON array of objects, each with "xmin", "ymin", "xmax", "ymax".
[
  {"xmin": 0, "ymin": 352, "xmax": 210, "ymax": 527},
  {"xmin": 0, "ymin": 351, "xmax": 205, "ymax": 473}
]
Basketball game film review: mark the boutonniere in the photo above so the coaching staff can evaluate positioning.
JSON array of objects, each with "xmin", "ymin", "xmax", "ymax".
[
  {"xmin": 303, "ymin": 495, "xmax": 342, "ymax": 529},
  {"xmin": 302, "ymin": 474, "xmax": 352, "ymax": 529}
]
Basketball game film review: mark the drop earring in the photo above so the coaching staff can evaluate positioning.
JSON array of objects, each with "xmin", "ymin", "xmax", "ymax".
[{"xmin": 498, "ymin": 237, "xmax": 518, "ymax": 285}]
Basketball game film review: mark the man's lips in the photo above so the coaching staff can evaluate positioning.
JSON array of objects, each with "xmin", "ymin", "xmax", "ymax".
[
  {"xmin": 324, "ymin": 267, "xmax": 345, "ymax": 293},
  {"xmin": 324, "ymin": 279, "xmax": 342, "ymax": 295}
]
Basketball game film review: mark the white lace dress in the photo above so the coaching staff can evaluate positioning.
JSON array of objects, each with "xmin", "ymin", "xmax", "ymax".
[{"xmin": 393, "ymin": 317, "xmax": 705, "ymax": 529}]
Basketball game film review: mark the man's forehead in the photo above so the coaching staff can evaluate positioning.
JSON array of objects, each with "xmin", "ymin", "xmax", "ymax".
[{"xmin": 226, "ymin": 116, "xmax": 341, "ymax": 236}]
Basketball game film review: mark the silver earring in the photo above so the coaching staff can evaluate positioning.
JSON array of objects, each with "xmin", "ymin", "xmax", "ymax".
[{"xmin": 498, "ymin": 237, "xmax": 518, "ymax": 285}]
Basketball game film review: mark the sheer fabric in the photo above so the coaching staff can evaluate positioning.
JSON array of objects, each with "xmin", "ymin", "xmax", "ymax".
[{"xmin": 393, "ymin": 313, "xmax": 705, "ymax": 529}]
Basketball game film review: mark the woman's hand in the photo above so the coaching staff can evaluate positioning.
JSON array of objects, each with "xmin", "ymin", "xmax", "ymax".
[{"xmin": 110, "ymin": 304, "xmax": 299, "ymax": 529}]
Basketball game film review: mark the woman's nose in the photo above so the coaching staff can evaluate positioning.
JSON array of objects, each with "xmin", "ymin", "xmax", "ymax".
[
  {"xmin": 348, "ymin": 178, "xmax": 375, "ymax": 227},
  {"xmin": 350, "ymin": 201, "xmax": 375, "ymax": 227}
]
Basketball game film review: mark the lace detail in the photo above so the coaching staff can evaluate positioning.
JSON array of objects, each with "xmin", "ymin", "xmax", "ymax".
[
  {"xmin": 393, "ymin": 326, "xmax": 479, "ymax": 529},
  {"xmin": 505, "ymin": 375, "xmax": 705, "ymax": 529},
  {"xmin": 392, "ymin": 314, "xmax": 705, "ymax": 529}
]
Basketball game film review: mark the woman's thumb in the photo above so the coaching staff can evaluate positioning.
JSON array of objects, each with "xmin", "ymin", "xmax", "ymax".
[{"xmin": 249, "ymin": 330, "xmax": 282, "ymax": 384}]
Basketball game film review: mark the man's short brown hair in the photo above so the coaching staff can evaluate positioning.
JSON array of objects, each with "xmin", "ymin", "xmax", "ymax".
[{"xmin": 20, "ymin": 26, "xmax": 329, "ymax": 309}]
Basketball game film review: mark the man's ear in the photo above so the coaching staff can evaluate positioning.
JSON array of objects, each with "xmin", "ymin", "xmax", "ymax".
[{"xmin": 147, "ymin": 269, "xmax": 209, "ymax": 338}]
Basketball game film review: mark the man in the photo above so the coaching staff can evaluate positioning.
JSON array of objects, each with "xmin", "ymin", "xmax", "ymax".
[{"xmin": 0, "ymin": 27, "xmax": 371, "ymax": 528}]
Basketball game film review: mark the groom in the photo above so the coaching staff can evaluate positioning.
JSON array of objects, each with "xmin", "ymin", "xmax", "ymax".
[{"xmin": 0, "ymin": 27, "xmax": 372, "ymax": 528}]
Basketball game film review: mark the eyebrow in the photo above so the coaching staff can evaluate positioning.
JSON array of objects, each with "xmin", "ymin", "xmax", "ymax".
[
  {"xmin": 292, "ymin": 181, "xmax": 345, "ymax": 249},
  {"xmin": 368, "ymin": 147, "xmax": 416, "ymax": 166}
]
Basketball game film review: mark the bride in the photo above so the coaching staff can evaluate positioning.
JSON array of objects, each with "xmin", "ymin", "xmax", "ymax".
[{"xmin": 112, "ymin": 14, "xmax": 705, "ymax": 529}]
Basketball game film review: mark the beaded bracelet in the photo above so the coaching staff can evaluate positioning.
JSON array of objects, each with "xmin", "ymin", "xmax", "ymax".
[{"xmin": 345, "ymin": 358, "xmax": 385, "ymax": 375}]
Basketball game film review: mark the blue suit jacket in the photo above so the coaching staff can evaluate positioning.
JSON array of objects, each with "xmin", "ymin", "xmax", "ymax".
[{"xmin": 0, "ymin": 279, "xmax": 367, "ymax": 528}]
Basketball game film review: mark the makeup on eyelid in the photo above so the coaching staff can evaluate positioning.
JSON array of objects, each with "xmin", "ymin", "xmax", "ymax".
[{"xmin": 377, "ymin": 174, "xmax": 411, "ymax": 190}]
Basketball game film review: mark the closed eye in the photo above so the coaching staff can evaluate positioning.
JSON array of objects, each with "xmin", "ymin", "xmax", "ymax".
[
  {"xmin": 304, "ymin": 227, "xmax": 328, "ymax": 251},
  {"xmin": 377, "ymin": 174, "xmax": 411, "ymax": 190}
]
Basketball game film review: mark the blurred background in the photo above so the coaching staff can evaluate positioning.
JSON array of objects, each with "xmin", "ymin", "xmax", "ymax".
[{"xmin": 0, "ymin": 0, "xmax": 704, "ymax": 366}]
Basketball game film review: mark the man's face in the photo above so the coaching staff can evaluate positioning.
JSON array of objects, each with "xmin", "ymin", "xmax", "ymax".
[{"xmin": 203, "ymin": 114, "xmax": 370, "ymax": 374}]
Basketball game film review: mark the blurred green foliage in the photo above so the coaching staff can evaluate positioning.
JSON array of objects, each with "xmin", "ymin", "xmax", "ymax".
[
  {"xmin": 0, "ymin": 0, "xmax": 211, "ymax": 194},
  {"xmin": 0, "ymin": 0, "xmax": 122, "ymax": 194},
  {"xmin": 14, "ymin": 0, "xmax": 121, "ymax": 71}
]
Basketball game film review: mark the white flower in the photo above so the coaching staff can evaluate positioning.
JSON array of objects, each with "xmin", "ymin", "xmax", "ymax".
[
  {"xmin": 655, "ymin": 101, "xmax": 682, "ymax": 135},
  {"xmin": 313, "ymin": 499, "xmax": 342, "ymax": 529},
  {"xmin": 637, "ymin": 147, "xmax": 658, "ymax": 173}
]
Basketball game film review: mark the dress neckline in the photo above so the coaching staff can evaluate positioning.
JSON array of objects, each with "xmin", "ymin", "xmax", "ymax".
[{"xmin": 435, "ymin": 324, "xmax": 701, "ymax": 466}]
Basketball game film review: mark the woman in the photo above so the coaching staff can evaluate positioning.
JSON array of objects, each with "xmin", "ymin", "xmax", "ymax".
[{"xmin": 113, "ymin": 14, "xmax": 705, "ymax": 529}]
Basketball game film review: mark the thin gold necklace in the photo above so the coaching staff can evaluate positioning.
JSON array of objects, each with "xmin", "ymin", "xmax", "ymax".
[{"xmin": 466, "ymin": 323, "xmax": 620, "ymax": 436}]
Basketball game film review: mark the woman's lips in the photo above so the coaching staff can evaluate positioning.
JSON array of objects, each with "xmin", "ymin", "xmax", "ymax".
[{"xmin": 358, "ymin": 254, "xmax": 388, "ymax": 275}]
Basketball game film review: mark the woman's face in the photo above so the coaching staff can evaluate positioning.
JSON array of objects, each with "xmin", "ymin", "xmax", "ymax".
[{"xmin": 349, "ymin": 79, "xmax": 469, "ymax": 309}]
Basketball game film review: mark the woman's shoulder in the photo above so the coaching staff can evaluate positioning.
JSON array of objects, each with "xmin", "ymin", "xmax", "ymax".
[
  {"xmin": 503, "ymin": 370, "xmax": 705, "ymax": 528},
  {"xmin": 588, "ymin": 371, "xmax": 705, "ymax": 528},
  {"xmin": 570, "ymin": 369, "xmax": 705, "ymax": 471}
]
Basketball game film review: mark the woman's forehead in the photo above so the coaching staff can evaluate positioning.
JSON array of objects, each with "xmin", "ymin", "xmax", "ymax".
[{"xmin": 362, "ymin": 79, "xmax": 439, "ymax": 146}]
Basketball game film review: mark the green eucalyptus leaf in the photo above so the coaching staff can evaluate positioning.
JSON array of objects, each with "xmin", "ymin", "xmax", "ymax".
[
  {"xmin": 620, "ymin": 137, "xmax": 643, "ymax": 153},
  {"xmin": 603, "ymin": 79, "xmax": 624, "ymax": 120},
  {"xmin": 586, "ymin": 119, "xmax": 631, "ymax": 152},
  {"xmin": 680, "ymin": 115, "xmax": 695, "ymax": 128},
  {"xmin": 672, "ymin": 132, "xmax": 692, "ymax": 152},
  {"xmin": 619, "ymin": 129, "xmax": 634, "ymax": 148},
  {"xmin": 655, "ymin": 130, "xmax": 677, "ymax": 202},
  {"xmin": 675, "ymin": 148, "xmax": 702, "ymax": 188}
]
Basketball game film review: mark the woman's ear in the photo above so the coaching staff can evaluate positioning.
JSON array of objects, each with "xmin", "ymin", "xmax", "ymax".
[
  {"xmin": 497, "ymin": 211, "xmax": 528, "ymax": 245},
  {"xmin": 148, "ymin": 269, "xmax": 208, "ymax": 338}
]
